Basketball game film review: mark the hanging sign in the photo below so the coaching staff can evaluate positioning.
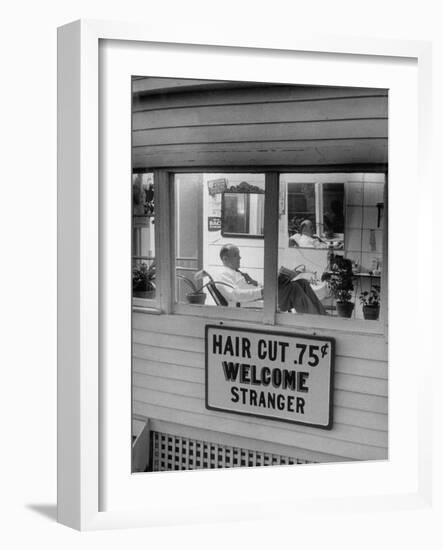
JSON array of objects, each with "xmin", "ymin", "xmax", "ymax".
[{"xmin": 205, "ymin": 325, "xmax": 335, "ymax": 429}]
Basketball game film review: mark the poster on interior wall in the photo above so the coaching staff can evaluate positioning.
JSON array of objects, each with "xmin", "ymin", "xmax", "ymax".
[
  {"xmin": 205, "ymin": 325, "xmax": 335, "ymax": 429},
  {"xmin": 208, "ymin": 216, "xmax": 222, "ymax": 231}
]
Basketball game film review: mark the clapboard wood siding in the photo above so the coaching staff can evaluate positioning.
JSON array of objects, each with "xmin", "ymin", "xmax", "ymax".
[
  {"xmin": 133, "ymin": 109, "xmax": 387, "ymax": 138},
  {"xmin": 133, "ymin": 120, "xmax": 387, "ymax": 147},
  {"xmin": 132, "ymin": 314, "xmax": 388, "ymax": 361},
  {"xmin": 133, "ymin": 344, "xmax": 387, "ymax": 396},
  {"xmin": 133, "ymin": 84, "xmax": 388, "ymax": 111},
  {"xmin": 132, "ymin": 312, "xmax": 388, "ymax": 461},
  {"xmin": 132, "ymin": 141, "xmax": 386, "ymax": 169},
  {"xmin": 133, "ymin": 386, "xmax": 387, "ymax": 447},
  {"xmin": 133, "ymin": 358, "xmax": 388, "ymax": 415},
  {"xmin": 132, "ymin": 84, "xmax": 388, "ymax": 169},
  {"xmin": 133, "ymin": 389, "xmax": 387, "ymax": 450},
  {"xmin": 133, "ymin": 372, "xmax": 388, "ymax": 431},
  {"xmin": 132, "ymin": 78, "xmax": 233, "ymax": 95},
  {"xmin": 132, "ymin": 355, "xmax": 387, "ymax": 384},
  {"xmin": 133, "ymin": 98, "xmax": 387, "ymax": 132},
  {"xmin": 132, "ymin": 351, "xmax": 388, "ymax": 416},
  {"xmin": 132, "ymin": 330, "xmax": 387, "ymax": 379},
  {"xmin": 132, "ymin": 355, "xmax": 387, "ymax": 395}
]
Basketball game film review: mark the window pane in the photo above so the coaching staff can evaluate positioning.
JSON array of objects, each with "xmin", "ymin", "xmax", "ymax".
[
  {"xmin": 132, "ymin": 172, "xmax": 156, "ymax": 299},
  {"xmin": 174, "ymin": 173, "xmax": 265, "ymax": 308},
  {"xmin": 278, "ymin": 173, "xmax": 385, "ymax": 320}
]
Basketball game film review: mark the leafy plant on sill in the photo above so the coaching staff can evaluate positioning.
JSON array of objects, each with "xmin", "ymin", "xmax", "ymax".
[
  {"xmin": 321, "ymin": 256, "xmax": 354, "ymax": 303},
  {"xmin": 132, "ymin": 262, "xmax": 156, "ymax": 292},
  {"xmin": 359, "ymin": 285, "xmax": 380, "ymax": 307}
]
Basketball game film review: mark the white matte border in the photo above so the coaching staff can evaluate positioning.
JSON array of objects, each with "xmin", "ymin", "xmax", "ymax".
[
  {"xmin": 101, "ymin": 36, "xmax": 420, "ymax": 515},
  {"xmin": 58, "ymin": 19, "xmax": 434, "ymax": 531}
]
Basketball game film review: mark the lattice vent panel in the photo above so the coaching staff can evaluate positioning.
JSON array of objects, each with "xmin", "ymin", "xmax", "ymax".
[{"xmin": 151, "ymin": 431, "xmax": 313, "ymax": 471}]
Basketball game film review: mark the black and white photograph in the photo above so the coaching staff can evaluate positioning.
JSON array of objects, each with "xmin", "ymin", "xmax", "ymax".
[
  {"xmin": 131, "ymin": 77, "xmax": 388, "ymax": 472},
  {"xmin": 4, "ymin": 0, "xmax": 438, "ymax": 542}
]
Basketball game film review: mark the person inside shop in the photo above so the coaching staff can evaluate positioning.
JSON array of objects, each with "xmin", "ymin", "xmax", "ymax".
[
  {"xmin": 216, "ymin": 244, "xmax": 327, "ymax": 314},
  {"xmin": 296, "ymin": 219, "xmax": 328, "ymax": 248},
  {"xmin": 216, "ymin": 244, "xmax": 263, "ymax": 305}
]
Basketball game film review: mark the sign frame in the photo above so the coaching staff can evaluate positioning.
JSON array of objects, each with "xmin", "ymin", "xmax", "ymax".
[{"xmin": 205, "ymin": 324, "xmax": 335, "ymax": 429}]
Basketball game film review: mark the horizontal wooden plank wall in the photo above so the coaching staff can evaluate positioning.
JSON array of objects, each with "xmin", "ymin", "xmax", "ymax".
[
  {"xmin": 132, "ymin": 84, "xmax": 388, "ymax": 169},
  {"xmin": 132, "ymin": 313, "xmax": 388, "ymax": 461}
]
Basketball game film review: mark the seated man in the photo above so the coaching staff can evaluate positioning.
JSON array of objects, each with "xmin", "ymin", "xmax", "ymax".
[
  {"xmin": 216, "ymin": 244, "xmax": 264, "ymax": 306},
  {"xmin": 216, "ymin": 244, "xmax": 326, "ymax": 315}
]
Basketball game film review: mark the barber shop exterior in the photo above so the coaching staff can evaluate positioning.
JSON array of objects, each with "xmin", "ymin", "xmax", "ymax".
[{"xmin": 131, "ymin": 77, "xmax": 388, "ymax": 471}]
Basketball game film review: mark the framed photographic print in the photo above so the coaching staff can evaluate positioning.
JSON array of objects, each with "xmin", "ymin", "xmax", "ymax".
[{"xmin": 57, "ymin": 19, "xmax": 434, "ymax": 530}]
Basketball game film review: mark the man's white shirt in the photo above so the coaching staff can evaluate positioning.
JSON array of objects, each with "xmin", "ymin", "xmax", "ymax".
[
  {"xmin": 216, "ymin": 266, "xmax": 263, "ymax": 306},
  {"xmin": 298, "ymin": 234, "xmax": 328, "ymax": 248}
]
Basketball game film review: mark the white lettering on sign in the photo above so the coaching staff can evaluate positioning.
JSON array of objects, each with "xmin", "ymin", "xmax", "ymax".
[{"xmin": 205, "ymin": 326, "xmax": 335, "ymax": 429}]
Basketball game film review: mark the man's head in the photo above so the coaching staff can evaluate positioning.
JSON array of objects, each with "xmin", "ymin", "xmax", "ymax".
[
  {"xmin": 300, "ymin": 219, "xmax": 314, "ymax": 236},
  {"xmin": 220, "ymin": 244, "xmax": 241, "ymax": 270}
]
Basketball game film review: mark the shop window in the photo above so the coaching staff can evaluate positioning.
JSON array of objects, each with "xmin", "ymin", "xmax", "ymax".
[{"xmin": 133, "ymin": 170, "xmax": 386, "ymax": 325}]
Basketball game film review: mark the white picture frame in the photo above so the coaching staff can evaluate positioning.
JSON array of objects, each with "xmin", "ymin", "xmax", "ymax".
[{"xmin": 57, "ymin": 19, "xmax": 435, "ymax": 531}]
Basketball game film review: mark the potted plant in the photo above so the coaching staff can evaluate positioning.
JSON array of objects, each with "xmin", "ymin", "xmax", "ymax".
[
  {"xmin": 359, "ymin": 285, "xmax": 380, "ymax": 320},
  {"xmin": 177, "ymin": 270, "xmax": 234, "ymax": 305},
  {"xmin": 132, "ymin": 262, "xmax": 156, "ymax": 299},
  {"xmin": 322, "ymin": 256, "xmax": 354, "ymax": 318}
]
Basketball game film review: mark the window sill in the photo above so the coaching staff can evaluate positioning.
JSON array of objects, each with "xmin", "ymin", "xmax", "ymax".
[
  {"xmin": 132, "ymin": 297, "xmax": 161, "ymax": 314},
  {"xmin": 276, "ymin": 311, "xmax": 386, "ymax": 337},
  {"xmin": 172, "ymin": 302, "xmax": 264, "ymax": 323},
  {"xmin": 132, "ymin": 300, "xmax": 387, "ymax": 337}
]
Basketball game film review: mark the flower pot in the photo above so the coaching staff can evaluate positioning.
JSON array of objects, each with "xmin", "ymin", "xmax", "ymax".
[
  {"xmin": 336, "ymin": 301, "xmax": 354, "ymax": 318},
  {"xmin": 187, "ymin": 292, "xmax": 206, "ymax": 305},
  {"xmin": 133, "ymin": 289, "xmax": 155, "ymax": 299},
  {"xmin": 362, "ymin": 304, "xmax": 380, "ymax": 320}
]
